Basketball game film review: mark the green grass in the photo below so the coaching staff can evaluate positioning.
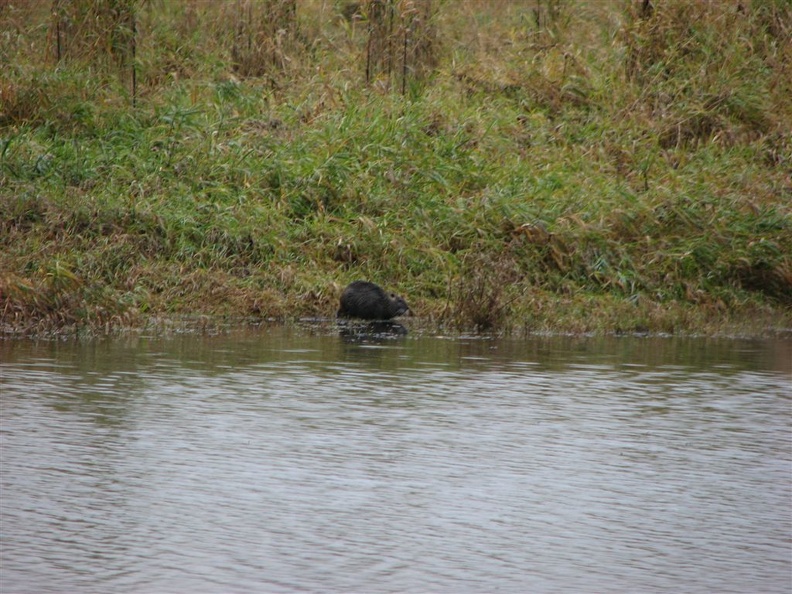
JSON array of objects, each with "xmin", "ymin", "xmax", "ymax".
[{"xmin": 1, "ymin": 0, "xmax": 790, "ymax": 336}]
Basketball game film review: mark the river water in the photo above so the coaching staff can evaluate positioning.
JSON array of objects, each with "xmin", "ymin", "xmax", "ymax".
[{"xmin": 1, "ymin": 326, "xmax": 790, "ymax": 593}]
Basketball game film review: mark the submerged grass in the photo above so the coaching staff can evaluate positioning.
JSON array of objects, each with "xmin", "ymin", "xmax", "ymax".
[{"xmin": 1, "ymin": 0, "xmax": 790, "ymax": 336}]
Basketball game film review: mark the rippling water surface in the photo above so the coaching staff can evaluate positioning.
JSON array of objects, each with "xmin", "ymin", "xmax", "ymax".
[{"xmin": 1, "ymin": 328, "xmax": 790, "ymax": 593}]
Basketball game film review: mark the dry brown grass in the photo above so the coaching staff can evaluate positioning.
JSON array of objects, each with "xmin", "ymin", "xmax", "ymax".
[
  {"xmin": 228, "ymin": 0, "xmax": 298, "ymax": 78},
  {"xmin": 363, "ymin": 0, "xmax": 437, "ymax": 93}
]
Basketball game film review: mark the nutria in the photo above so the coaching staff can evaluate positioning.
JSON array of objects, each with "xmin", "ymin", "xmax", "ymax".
[{"xmin": 337, "ymin": 281, "xmax": 410, "ymax": 320}]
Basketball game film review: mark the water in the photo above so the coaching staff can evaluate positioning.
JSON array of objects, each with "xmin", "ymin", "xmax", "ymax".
[{"xmin": 1, "ymin": 327, "xmax": 790, "ymax": 593}]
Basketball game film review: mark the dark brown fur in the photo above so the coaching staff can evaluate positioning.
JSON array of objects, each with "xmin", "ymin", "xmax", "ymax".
[{"xmin": 337, "ymin": 281, "xmax": 409, "ymax": 320}]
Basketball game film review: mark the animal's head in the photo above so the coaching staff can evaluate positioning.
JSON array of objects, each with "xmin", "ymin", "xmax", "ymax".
[{"xmin": 389, "ymin": 293, "xmax": 410, "ymax": 317}]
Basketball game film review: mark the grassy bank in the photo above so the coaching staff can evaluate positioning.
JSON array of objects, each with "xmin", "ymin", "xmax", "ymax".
[{"xmin": 2, "ymin": 0, "xmax": 791, "ymax": 336}]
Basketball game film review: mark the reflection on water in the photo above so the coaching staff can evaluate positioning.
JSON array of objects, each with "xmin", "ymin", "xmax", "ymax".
[
  {"xmin": 1, "ymin": 328, "xmax": 790, "ymax": 593},
  {"xmin": 338, "ymin": 320, "xmax": 409, "ymax": 343}
]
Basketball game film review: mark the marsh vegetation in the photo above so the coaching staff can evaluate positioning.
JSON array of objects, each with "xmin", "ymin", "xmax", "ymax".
[{"xmin": 1, "ymin": 0, "xmax": 790, "ymax": 335}]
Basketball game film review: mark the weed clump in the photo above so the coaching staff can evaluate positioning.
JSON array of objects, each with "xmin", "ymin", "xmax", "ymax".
[{"xmin": 445, "ymin": 250, "xmax": 524, "ymax": 333}]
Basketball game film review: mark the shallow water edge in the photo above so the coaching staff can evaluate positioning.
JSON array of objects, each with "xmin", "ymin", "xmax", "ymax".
[{"xmin": 2, "ymin": 312, "xmax": 792, "ymax": 342}]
